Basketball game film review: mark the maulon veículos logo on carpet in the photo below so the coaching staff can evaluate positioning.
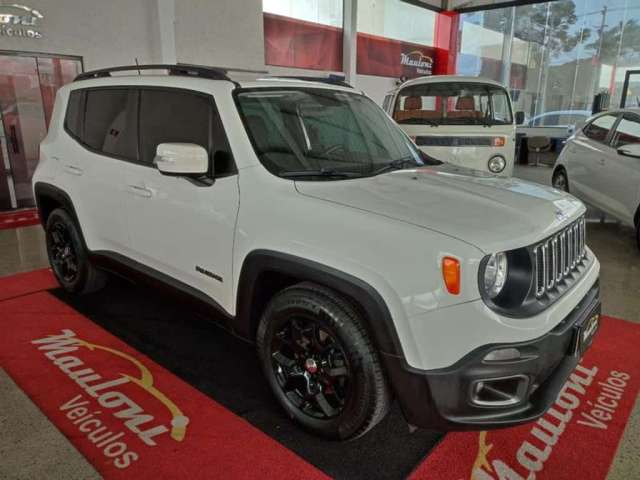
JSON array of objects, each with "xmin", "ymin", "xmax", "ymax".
[{"xmin": 32, "ymin": 329, "xmax": 189, "ymax": 469}]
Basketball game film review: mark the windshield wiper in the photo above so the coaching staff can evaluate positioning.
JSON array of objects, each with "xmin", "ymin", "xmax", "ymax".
[
  {"xmin": 370, "ymin": 156, "xmax": 420, "ymax": 176},
  {"xmin": 279, "ymin": 169, "xmax": 362, "ymax": 179}
]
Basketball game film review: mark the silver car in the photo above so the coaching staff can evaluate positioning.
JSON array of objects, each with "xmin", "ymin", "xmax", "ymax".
[{"xmin": 553, "ymin": 108, "xmax": 640, "ymax": 249}]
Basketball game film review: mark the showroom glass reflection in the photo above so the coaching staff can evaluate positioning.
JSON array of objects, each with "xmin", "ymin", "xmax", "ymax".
[{"xmin": 456, "ymin": 0, "xmax": 640, "ymax": 125}]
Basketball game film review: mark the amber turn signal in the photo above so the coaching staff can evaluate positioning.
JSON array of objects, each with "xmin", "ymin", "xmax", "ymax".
[
  {"xmin": 442, "ymin": 257, "xmax": 461, "ymax": 295},
  {"xmin": 492, "ymin": 136, "xmax": 506, "ymax": 147}
]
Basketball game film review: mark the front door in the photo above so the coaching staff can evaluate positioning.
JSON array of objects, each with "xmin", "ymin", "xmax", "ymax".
[
  {"xmin": 123, "ymin": 87, "xmax": 239, "ymax": 312},
  {"xmin": 0, "ymin": 52, "xmax": 82, "ymax": 211},
  {"xmin": 568, "ymin": 113, "xmax": 619, "ymax": 207},
  {"xmin": 602, "ymin": 113, "xmax": 640, "ymax": 225}
]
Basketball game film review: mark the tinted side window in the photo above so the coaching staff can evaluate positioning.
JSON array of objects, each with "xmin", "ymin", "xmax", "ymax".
[
  {"xmin": 84, "ymin": 89, "xmax": 138, "ymax": 160},
  {"xmin": 611, "ymin": 115, "xmax": 640, "ymax": 148},
  {"xmin": 583, "ymin": 114, "xmax": 617, "ymax": 143},
  {"xmin": 139, "ymin": 89, "xmax": 211, "ymax": 166},
  {"xmin": 65, "ymin": 90, "xmax": 85, "ymax": 139}
]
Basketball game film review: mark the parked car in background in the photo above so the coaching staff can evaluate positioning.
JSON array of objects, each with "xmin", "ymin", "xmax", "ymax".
[
  {"xmin": 553, "ymin": 108, "xmax": 640, "ymax": 249},
  {"xmin": 526, "ymin": 110, "xmax": 591, "ymax": 130},
  {"xmin": 383, "ymin": 76, "xmax": 524, "ymax": 176}
]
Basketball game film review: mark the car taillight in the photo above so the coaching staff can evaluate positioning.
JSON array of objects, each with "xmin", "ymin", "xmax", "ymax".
[{"xmin": 442, "ymin": 257, "xmax": 461, "ymax": 295}]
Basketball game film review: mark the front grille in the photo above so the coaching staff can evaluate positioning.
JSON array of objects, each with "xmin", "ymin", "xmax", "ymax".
[
  {"xmin": 533, "ymin": 216, "xmax": 587, "ymax": 298},
  {"xmin": 415, "ymin": 136, "xmax": 494, "ymax": 147}
]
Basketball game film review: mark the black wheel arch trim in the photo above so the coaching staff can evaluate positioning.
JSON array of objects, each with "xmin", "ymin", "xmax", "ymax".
[
  {"xmin": 235, "ymin": 249, "xmax": 406, "ymax": 358},
  {"xmin": 34, "ymin": 182, "xmax": 88, "ymax": 247}
]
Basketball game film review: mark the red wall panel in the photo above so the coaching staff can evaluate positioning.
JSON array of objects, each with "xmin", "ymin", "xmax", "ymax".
[{"xmin": 263, "ymin": 13, "xmax": 343, "ymax": 72}]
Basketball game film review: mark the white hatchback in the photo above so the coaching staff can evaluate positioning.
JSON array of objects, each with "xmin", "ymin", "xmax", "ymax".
[{"xmin": 553, "ymin": 109, "xmax": 640, "ymax": 249}]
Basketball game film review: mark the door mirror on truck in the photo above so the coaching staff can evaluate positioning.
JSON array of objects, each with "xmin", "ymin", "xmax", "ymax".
[{"xmin": 515, "ymin": 111, "xmax": 526, "ymax": 125}]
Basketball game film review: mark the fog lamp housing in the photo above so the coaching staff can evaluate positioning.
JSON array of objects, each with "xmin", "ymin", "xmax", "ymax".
[{"xmin": 483, "ymin": 348, "xmax": 521, "ymax": 362}]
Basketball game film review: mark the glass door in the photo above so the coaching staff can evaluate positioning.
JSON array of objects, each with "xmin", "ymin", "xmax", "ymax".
[
  {"xmin": 621, "ymin": 70, "xmax": 640, "ymax": 109},
  {"xmin": 0, "ymin": 53, "xmax": 82, "ymax": 211}
]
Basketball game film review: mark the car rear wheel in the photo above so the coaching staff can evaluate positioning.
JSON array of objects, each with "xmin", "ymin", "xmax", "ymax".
[
  {"xmin": 552, "ymin": 168, "xmax": 569, "ymax": 192},
  {"xmin": 45, "ymin": 208, "xmax": 106, "ymax": 294},
  {"xmin": 257, "ymin": 282, "xmax": 391, "ymax": 440}
]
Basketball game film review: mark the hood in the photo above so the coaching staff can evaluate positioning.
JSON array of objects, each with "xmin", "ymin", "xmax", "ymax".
[{"xmin": 295, "ymin": 164, "xmax": 585, "ymax": 253}]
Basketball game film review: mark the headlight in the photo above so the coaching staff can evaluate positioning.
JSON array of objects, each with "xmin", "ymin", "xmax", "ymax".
[
  {"xmin": 488, "ymin": 155, "xmax": 506, "ymax": 173},
  {"xmin": 484, "ymin": 252, "xmax": 508, "ymax": 298}
]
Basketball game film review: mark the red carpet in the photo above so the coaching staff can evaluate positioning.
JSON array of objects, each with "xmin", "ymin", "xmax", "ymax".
[
  {"xmin": 1, "ymin": 269, "xmax": 639, "ymax": 479},
  {"xmin": 0, "ymin": 270, "xmax": 326, "ymax": 479},
  {"xmin": 411, "ymin": 316, "xmax": 640, "ymax": 480},
  {"xmin": 0, "ymin": 208, "xmax": 40, "ymax": 230}
]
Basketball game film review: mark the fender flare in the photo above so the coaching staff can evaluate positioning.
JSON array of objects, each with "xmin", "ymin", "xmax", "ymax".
[
  {"xmin": 235, "ymin": 249, "xmax": 405, "ymax": 358},
  {"xmin": 34, "ymin": 182, "xmax": 88, "ymax": 247}
]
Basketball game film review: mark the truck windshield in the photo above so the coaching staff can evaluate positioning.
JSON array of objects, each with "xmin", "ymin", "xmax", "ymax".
[
  {"xmin": 393, "ymin": 82, "xmax": 513, "ymax": 126},
  {"xmin": 236, "ymin": 88, "xmax": 440, "ymax": 179}
]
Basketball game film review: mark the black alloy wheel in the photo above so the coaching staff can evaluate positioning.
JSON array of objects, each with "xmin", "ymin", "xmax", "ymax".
[
  {"xmin": 48, "ymin": 220, "xmax": 79, "ymax": 284},
  {"xmin": 271, "ymin": 316, "xmax": 351, "ymax": 420},
  {"xmin": 257, "ymin": 282, "xmax": 391, "ymax": 440},
  {"xmin": 45, "ymin": 208, "xmax": 106, "ymax": 294}
]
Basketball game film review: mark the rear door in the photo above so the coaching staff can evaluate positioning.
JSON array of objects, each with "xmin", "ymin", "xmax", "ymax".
[
  {"xmin": 63, "ymin": 87, "xmax": 134, "ymax": 254},
  {"xmin": 122, "ymin": 87, "xmax": 239, "ymax": 310},
  {"xmin": 566, "ymin": 113, "xmax": 619, "ymax": 208},
  {"xmin": 603, "ymin": 113, "xmax": 640, "ymax": 225}
]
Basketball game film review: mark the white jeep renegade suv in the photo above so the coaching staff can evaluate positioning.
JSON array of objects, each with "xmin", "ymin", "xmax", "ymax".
[{"xmin": 34, "ymin": 64, "xmax": 601, "ymax": 440}]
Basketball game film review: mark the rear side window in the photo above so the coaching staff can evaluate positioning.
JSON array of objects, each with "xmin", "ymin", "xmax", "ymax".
[
  {"xmin": 84, "ymin": 89, "xmax": 138, "ymax": 160},
  {"xmin": 611, "ymin": 114, "xmax": 640, "ymax": 148},
  {"xmin": 139, "ymin": 89, "xmax": 212, "ymax": 166},
  {"xmin": 583, "ymin": 114, "xmax": 617, "ymax": 143},
  {"xmin": 64, "ymin": 90, "xmax": 85, "ymax": 139}
]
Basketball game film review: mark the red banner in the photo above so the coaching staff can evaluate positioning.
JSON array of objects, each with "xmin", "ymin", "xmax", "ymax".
[
  {"xmin": 357, "ymin": 32, "xmax": 438, "ymax": 79},
  {"xmin": 263, "ymin": 13, "xmax": 343, "ymax": 72}
]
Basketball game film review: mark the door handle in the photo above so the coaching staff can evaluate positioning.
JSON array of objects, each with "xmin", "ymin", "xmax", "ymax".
[
  {"xmin": 63, "ymin": 164, "xmax": 83, "ymax": 175},
  {"xmin": 598, "ymin": 158, "xmax": 606, "ymax": 165},
  {"xmin": 126, "ymin": 184, "xmax": 153, "ymax": 198}
]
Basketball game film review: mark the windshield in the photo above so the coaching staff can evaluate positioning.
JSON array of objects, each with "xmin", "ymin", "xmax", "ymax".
[
  {"xmin": 393, "ymin": 82, "xmax": 513, "ymax": 126},
  {"xmin": 236, "ymin": 88, "xmax": 439, "ymax": 179}
]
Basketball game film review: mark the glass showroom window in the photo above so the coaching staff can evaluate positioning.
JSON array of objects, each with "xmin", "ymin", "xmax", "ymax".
[
  {"xmin": 356, "ymin": 0, "xmax": 436, "ymax": 78},
  {"xmin": 457, "ymin": 0, "xmax": 640, "ymax": 129},
  {"xmin": 262, "ymin": 0, "xmax": 343, "ymax": 71}
]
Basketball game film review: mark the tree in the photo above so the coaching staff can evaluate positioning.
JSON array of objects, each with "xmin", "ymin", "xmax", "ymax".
[{"xmin": 586, "ymin": 18, "xmax": 640, "ymax": 65}]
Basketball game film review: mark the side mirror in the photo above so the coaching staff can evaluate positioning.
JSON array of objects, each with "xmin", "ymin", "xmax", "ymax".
[
  {"xmin": 617, "ymin": 143, "xmax": 640, "ymax": 159},
  {"xmin": 154, "ymin": 143, "xmax": 209, "ymax": 175},
  {"xmin": 515, "ymin": 111, "xmax": 526, "ymax": 125}
]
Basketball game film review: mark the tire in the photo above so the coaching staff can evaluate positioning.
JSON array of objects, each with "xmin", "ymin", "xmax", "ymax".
[
  {"xmin": 552, "ymin": 168, "xmax": 569, "ymax": 192},
  {"xmin": 636, "ymin": 221, "xmax": 640, "ymax": 252},
  {"xmin": 257, "ymin": 282, "xmax": 391, "ymax": 440},
  {"xmin": 45, "ymin": 208, "xmax": 106, "ymax": 294}
]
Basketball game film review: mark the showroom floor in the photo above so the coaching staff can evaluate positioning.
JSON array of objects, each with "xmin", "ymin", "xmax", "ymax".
[{"xmin": 0, "ymin": 164, "xmax": 639, "ymax": 479}]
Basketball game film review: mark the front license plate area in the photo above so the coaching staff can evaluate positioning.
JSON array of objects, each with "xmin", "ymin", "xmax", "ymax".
[{"xmin": 571, "ymin": 306, "xmax": 600, "ymax": 357}]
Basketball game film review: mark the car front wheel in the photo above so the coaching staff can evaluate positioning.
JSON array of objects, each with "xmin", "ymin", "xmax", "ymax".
[
  {"xmin": 552, "ymin": 168, "xmax": 569, "ymax": 192},
  {"xmin": 257, "ymin": 282, "xmax": 391, "ymax": 440}
]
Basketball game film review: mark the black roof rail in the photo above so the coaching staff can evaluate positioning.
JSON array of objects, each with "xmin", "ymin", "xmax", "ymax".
[
  {"xmin": 74, "ymin": 64, "xmax": 268, "ymax": 83},
  {"xmin": 269, "ymin": 74, "xmax": 353, "ymax": 88}
]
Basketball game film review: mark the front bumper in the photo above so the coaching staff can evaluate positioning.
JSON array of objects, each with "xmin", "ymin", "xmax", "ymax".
[{"xmin": 383, "ymin": 280, "xmax": 600, "ymax": 430}]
